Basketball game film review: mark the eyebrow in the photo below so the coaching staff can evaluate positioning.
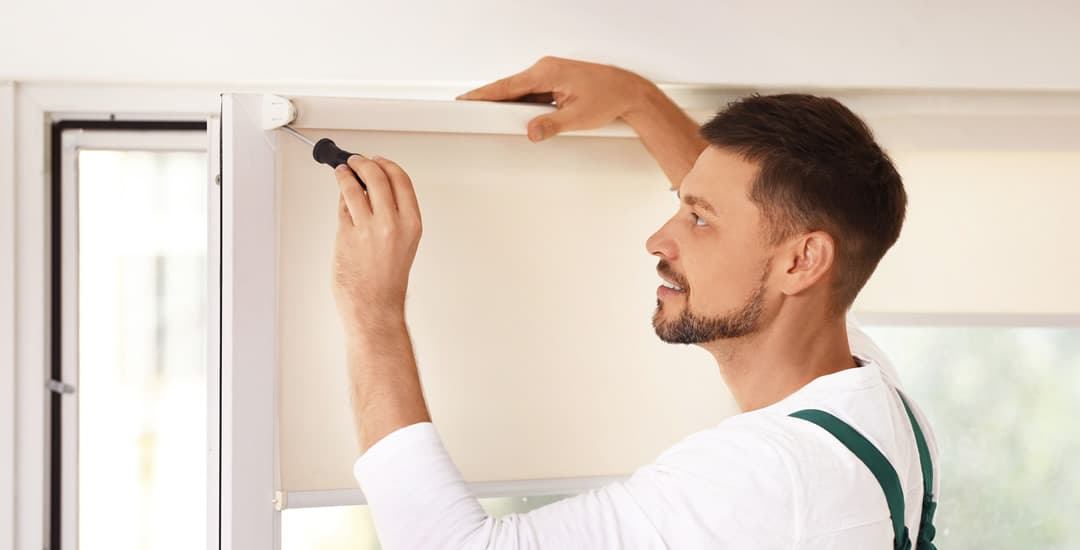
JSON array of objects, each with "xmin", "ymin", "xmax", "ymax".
[{"xmin": 676, "ymin": 190, "xmax": 719, "ymax": 217}]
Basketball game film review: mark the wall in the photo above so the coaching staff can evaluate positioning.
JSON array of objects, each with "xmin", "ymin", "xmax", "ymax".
[
  {"xmin": 0, "ymin": 81, "xmax": 15, "ymax": 550},
  {"xmin": 2, "ymin": 0, "xmax": 1080, "ymax": 90}
]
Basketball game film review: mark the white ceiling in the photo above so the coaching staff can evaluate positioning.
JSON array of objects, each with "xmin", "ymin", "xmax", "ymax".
[{"xmin": 1, "ymin": 0, "xmax": 1078, "ymax": 90}]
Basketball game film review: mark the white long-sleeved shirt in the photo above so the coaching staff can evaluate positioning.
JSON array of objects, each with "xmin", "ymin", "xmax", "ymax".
[{"xmin": 353, "ymin": 321, "xmax": 940, "ymax": 549}]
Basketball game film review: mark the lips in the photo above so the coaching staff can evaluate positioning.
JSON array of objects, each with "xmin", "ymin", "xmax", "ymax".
[
  {"xmin": 657, "ymin": 284, "xmax": 684, "ymax": 299},
  {"xmin": 656, "ymin": 271, "xmax": 686, "ymax": 301},
  {"xmin": 657, "ymin": 267, "xmax": 687, "ymax": 293}
]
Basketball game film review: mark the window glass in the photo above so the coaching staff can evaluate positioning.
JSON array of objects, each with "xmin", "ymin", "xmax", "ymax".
[
  {"xmin": 863, "ymin": 325, "xmax": 1080, "ymax": 549},
  {"xmin": 77, "ymin": 149, "xmax": 208, "ymax": 550}
]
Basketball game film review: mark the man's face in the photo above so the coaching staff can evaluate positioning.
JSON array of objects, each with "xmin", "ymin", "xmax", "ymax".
[{"xmin": 646, "ymin": 147, "xmax": 773, "ymax": 344}]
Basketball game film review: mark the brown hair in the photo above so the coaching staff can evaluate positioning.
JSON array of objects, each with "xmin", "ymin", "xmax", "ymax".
[{"xmin": 700, "ymin": 93, "xmax": 906, "ymax": 315}]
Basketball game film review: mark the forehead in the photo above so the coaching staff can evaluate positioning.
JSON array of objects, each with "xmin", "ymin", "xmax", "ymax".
[{"xmin": 680, "ymin": 146, "xmax": 760, "ymax": 209}]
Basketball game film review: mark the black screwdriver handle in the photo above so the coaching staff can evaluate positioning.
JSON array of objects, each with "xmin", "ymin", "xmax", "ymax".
[{"xmin": 313, "ymin": 138, "xmax": 367, "ymax": 190}]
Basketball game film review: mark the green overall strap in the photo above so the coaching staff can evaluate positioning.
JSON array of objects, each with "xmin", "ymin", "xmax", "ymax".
[
  {"xmin": 789, "ymin": 409, "xmax": 910, "ymax": 550},
  {"xmin": 897, "ymin": 392, "xmax": 938, "ymax": 550}
]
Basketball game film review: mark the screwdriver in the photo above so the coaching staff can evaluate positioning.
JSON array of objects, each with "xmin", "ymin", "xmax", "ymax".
[{"xmin": 281, "ymin": 126, "xmax": 367, "ymax": 190}]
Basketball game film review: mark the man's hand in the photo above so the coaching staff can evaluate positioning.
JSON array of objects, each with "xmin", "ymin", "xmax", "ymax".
[
  {"xmin": 331, "ymin": 155, "xmax": 431, "ymax": 453},
  {"xmin": 458, "ymin": 56, "xmax": 709, "ymax": 187},
  {"xmin": 331, "ymin": 155, "xmax": 423, "ymax": 331},
  {"xmin": 457, "ymin": 56, "xmax": 654, "ymax": 143}
]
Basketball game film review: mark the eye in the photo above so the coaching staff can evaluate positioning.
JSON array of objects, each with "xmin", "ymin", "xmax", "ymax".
[{"xmin": 691, "ymin": 212, "xmax": 707, "ymax": 227}]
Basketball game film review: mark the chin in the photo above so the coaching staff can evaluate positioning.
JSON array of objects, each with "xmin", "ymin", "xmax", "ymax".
[{"xmin": 652, "ymin": 301, "xmax": 675, "ymax": 326}]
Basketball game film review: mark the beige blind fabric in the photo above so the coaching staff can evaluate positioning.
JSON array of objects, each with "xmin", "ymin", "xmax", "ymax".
[{"xmin": 855, "ymin": 150, "xmax": 1080, "ymax": 315}]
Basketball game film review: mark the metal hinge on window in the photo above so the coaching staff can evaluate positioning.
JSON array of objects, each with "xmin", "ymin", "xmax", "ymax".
[{"xmin": 46, "ymin": 379, "xmax": 76, "ymax": 395}]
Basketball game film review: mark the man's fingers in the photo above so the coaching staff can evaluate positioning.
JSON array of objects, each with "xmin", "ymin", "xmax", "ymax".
[
  {"xmin": 347, "ymin": 156, "xmax": 396, "ymax": 216},
  {"xmin": 337, "ymin": 193, "xmax": 352, "ymax": 227},
  {"xmin": 335, "ymin": 164, "xmax": 370, "ymax": 225},
  {"xmin": 373, "ymin": 157, "xmax": 422, "ymax": 229},
  {"xmin": 527, "ymin": 108, "xmax": 580, "ymax": 142},
  {"xmin": 457, "ymin": 69, "xmax": 545, "ymax": 102}
]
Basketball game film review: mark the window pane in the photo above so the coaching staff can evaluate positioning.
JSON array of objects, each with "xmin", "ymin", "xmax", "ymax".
[
  {"xmin": 282, "ymin": 495, "xmax": 570, "ymax": 550},
  {"xmin": 862, "ymin": 325, "xmax": 1080, "ymax": 549},
  {"xmin": 77, "ymin": 149, "xmax": 208, "ymax": 550}
]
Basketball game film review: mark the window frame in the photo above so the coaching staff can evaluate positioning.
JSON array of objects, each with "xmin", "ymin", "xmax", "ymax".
[
  {"xmin": 52, "ymin": 123, "xmax": 209, "ymax": 550},
  {"xmin": 10, "ymin": 83, "xmax": 221, "ymax": 550}
]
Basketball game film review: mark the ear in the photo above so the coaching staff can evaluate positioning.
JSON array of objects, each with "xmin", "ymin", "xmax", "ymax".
[{"xmin": 777, "ymin": 231, "xmax": 836, "ymax": 296}]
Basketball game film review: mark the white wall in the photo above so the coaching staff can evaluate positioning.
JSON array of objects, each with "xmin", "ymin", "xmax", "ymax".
[
  {"xmin": 0, "ymin": 81, "xmax": 16, "ymax": 550},
  {"xmin": 2, "ymin": 0, "xmax": 1079, "ymax": 90}
]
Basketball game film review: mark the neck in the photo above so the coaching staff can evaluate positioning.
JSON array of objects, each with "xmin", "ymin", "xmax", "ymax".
[{"xmin": 701, "ymin": 309, "xmax": 858, "ymax": 412}]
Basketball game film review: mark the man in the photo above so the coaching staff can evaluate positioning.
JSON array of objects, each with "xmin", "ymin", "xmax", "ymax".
[{"xmin": 330, "ymin": 56, "xmax": 940, "ymax": 549}]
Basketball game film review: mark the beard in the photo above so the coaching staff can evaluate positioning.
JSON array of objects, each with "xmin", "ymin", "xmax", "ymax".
[{"xmin": 652, "ymin": 262, "xmax": 769, "ymax": 344}]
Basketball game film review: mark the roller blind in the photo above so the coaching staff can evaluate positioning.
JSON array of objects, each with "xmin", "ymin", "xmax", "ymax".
[
  {"xmin": 855, "ymin": 150, "xmax": 1080, "ymax": 315},
  {"xmin": 273, "ymin": 96, "xmax": 1080, "ymax": 501},
  {"xmin": 852, "ymin": 112, "xmax": 1080, "ymax": 315}
]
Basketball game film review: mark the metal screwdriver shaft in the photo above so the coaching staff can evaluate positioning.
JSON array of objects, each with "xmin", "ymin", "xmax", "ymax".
[
  {"xmin": 282, "ymin": 125, "xmax": 315, "ymax": 146},
  {"xmin": 281, "ymin": 126, "xmax": 367, "ymax": 190}
]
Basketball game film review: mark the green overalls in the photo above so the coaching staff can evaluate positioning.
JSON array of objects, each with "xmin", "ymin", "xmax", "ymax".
[{"xmin": 789, "ymin": 391, "xmax": 939, "ymax": 550}]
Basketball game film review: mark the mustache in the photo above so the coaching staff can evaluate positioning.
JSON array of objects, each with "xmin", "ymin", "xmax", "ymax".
[{"xmin": 656, "ymin": 260, "xmax": 689, "ymax": 290}]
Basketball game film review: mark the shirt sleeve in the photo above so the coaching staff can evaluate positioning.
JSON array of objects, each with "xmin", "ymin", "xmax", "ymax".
[{"xmin": 354, "ymin": 421, "xmax": 799, "ymax": 550}]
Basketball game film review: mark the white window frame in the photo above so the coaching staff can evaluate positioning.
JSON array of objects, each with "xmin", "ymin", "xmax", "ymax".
[
  {"xmin": 218, "ymin": 94, "xmax": 279, "ymax": 550},
  {"xmin": 6, "ymin": 81, "xmax": 1080, "ymax": 550},
  {"xmin": 11, "ymin": 84, "xmax": 220, "ymax": 550},
  {"xmin": 55, "ymin": 128, "xmax": 209, "ymax": 550}
]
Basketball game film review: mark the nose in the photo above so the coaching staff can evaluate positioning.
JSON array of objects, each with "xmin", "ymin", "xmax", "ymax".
[{"xmin": 646, "ymin": 218, "xmax": 677, "ymax": 260}]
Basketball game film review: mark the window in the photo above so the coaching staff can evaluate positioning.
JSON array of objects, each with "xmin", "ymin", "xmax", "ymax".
[
  {"xmin": 862, "ymin": 324, "xmax": 1080, "ymax": 549},
  {"xmin": 54, "ymin": 124, "xmax": 209, "ymax": 550}
]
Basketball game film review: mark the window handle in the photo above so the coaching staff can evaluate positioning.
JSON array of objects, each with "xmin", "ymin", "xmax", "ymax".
[{"xmin": 46, "ymin": 379, "xmax": 76, "ymax": 395}]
